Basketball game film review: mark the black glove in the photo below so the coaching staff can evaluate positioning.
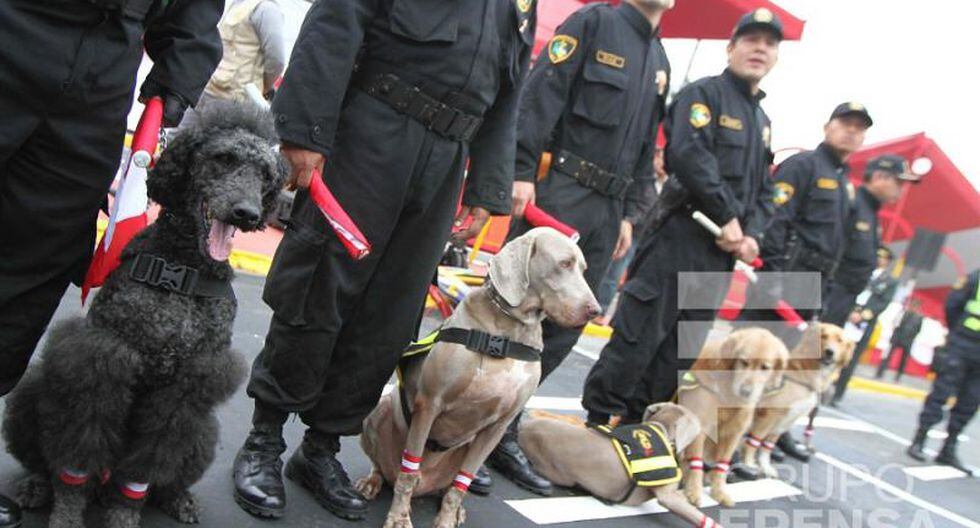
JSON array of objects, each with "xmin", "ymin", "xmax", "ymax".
[{"xmin": 139, "ymin": 79, "xmax": 191, "ymax": 128}]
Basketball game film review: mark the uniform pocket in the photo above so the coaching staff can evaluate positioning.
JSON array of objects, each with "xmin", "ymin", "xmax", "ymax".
[
  {"xmin": 389, "ymin": 0, "xmax": 459, "ymax": 43},
  {"xmin": 261, "ymin": 220, "xmax": 327, "ymax": 326},
  {"xmin": 714, "ymin": 128, "xmax": 747, "ymax": 177},
  {"xmin": 615, "ymin": 279, "xmax": 661, "ymax": 344},
  {"xmin": 803, "ymin": 189, "xmax": 838, "ymax": 224},
  {"xmin": 572, "ymin": 60, "xmax": 628, "ymax": 128}
]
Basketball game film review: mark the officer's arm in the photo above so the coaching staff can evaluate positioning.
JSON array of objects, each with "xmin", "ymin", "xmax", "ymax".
[
  {"xmin": 623, "ymin": 136, "xmax": 657, "ymax": 227},
  {"xmin": 465, "ymin": 5, "xmax": 537, "ymax": 215},
  {"xmin": 251, "ymin": 1, "xmax": 287, "ymax": 92},
  {"xmin": 270, "ymin": 0, "xmax": 380, "ymax": 156},
  {"xmin": 514, "ymin": 10, "xmax": 594, "ymax": 183},
  {"xmin": 142, "ymin": 0, "xmax": 225, "ymax": 105},
  {"xmin": 745, "ymin": 145, "xmax": 776, "ymax": 242},
  {"xmin": 759, "ymin": 155, "xmax": 811, "ymax": 270},
  {"xmin": 666, "ymin": 85, "xmax": 738, "ymax": 226},
  {"xmin": 945, "ymin": 272, "xmax": 976, "ymax": 327}
]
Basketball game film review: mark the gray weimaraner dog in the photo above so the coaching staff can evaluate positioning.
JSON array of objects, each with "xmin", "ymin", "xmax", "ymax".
[{"xmin": 356, "ymin": 227, "xmax": 600, "ymax": 528}]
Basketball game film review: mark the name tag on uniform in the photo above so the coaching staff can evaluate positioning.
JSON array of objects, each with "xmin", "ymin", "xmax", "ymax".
[
  {"xmin": 855, "ymin": 221, "xmax": 871, "ymax": 232},
  {"xmin": 719, "ymin": 115, "xmax": 743, "ymax": 130},
  {"xmin": 817, "ymin": 178, "xmax": 839, "ymax": 190},
  {"xmin": 596, "ymin": 50, "xmax": 625, "ymax": 69}
]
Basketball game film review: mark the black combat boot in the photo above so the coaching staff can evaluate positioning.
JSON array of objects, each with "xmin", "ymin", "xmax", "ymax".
[
  {"xmin": 905, "ymin": 427, "xmax": 928, "ymax": 462},
  {"xmin": 284, "ymin": 433, "xmax": 368, "ymax": 520},
  {"xmin": 486, "ymin": 418, "xmax": 553, "ymax": 496},
  {"xmin": 935, "ymin": 433, "xmax": 973, "ymax": 476},
  {"xmin": 468, "ymin": 466, "xmax": 494, "ymax": 496},
  {"xmin": 776, "ymin": 432, "xmax": 811, "ymax": 462},
  {"xmin": 0, "ymin": 493, "xmax": 21, "ymax": 528},
  {"xmin": 233, "ymin": 404, "xmax": 289, "ymax": 519}
]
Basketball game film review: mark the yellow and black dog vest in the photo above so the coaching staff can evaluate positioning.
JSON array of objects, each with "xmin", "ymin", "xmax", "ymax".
[{"xmin": 593, "ymin": 422, "xmax": 681, "ymax": 502}]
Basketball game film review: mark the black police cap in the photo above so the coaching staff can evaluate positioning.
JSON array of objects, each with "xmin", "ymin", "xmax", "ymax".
[
  {"xmin": 866, "ymin": 154, "xmax": 920, "ymax": 183},
  {"xmin": 732, "ymin": 8, "xmax": 784, "ymax": 41},
  {"xmin": 830, "ymin": 102, "xmax": 873, "ymax": 128}
]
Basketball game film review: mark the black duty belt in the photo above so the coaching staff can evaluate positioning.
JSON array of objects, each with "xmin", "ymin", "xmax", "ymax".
[
  {"xmin": 356, "ymin": 72, "xmax": 483, "ymax": 143},
  {"xmin": 119, "ymin": 253, "xmax": 236, "ymax": 300},
  {"xmin": 551, "ymin": 149, "xmax": 632, "ymax": 199},
  {"xmin": 796, "ymin": 246, "xmax": 838, "ymax": 276}
]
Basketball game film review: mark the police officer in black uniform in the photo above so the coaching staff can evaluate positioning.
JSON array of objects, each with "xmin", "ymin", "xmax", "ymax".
[
  {"xmin": 232, "ymin": 0, "xmax": 536, "ymax": 520},
  {"xmin": 582, "ymin": 9, "xmax": 781, "ymax": 426},
  {"xmin": 487, "ymin": 0, "xmax": 673, "ymax": 494},
  {"xmin": 907, "ymin": 269, "xmax": 979, "ymax": 476},
  {"xmin": 0, "ymin": 1, "xmax": 223, "ymax": 524}
]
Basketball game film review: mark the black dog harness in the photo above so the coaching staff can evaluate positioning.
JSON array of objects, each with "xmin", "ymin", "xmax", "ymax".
[
  {"xmin": 591, "ymin": 422, "xmax": 682, "ymax": 503},
  {"xmin": 395, "ymin": 327, "xmax": 542, "ymax": 450},
  {"xmin": 119, "ymin": 253, "xmax": 235, "ymax": 301}
]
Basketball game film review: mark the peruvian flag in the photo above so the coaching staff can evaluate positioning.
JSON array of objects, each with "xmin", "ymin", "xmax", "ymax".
[{"xmin": 81, "ymin": 97, "xmax": 164, "ymax": 303}]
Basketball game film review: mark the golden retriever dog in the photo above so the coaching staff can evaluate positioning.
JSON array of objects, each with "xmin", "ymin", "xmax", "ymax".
[
  {"xmin": 677, "ymin": 328, "xmax": 788, "ymax": 507},
  {"xmin": 739, "ymin": 323, "xmax": 855, "ymax": 478}
]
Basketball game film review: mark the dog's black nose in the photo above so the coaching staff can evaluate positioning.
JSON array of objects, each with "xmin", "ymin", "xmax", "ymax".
[
  {"xmin": 232, "ymin": 202, "xmax": 262, "ymax": 225},
  {"xmin": 823, "ymin": 348, "xmax": 836, "ymax": 361}
]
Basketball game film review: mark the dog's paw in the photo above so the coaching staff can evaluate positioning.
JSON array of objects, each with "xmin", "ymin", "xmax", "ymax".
[
  {"xmin": 156, "ymin": 489, "xmax": 202, "ymax": 524},
  {"xmin": 709, "ymin": 486, "xmax": 735, "ymax": 508},
  {"xmin": 355, "ymin": 470, "xmax": 384, "ymax": 501},
  {"xmin": 432, "ymin": 505, "xmax": 466, "ymax": 528},
  {"xmin": 760, "ymin": 462, "xmax": 779, "ymax": 479},
  {"xmin": 683, "ymin": 482, "xmax": 702, "ymax": 507},
  {"xmin": 104, "ymin": 504, "xmax": 142, "ymax": 528},
  {"xmin": 382, "ymin": 512, "xmax": 414, "ymax": 528},
  {"xmin": 17, "ymin": 473, "xmax": 53, "ymax": 509}
]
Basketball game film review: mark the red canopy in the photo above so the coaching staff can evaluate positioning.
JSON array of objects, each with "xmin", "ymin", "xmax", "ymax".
[{"xmin": 535, "ymin": 0, "xmax": 806, "ymax": 56}]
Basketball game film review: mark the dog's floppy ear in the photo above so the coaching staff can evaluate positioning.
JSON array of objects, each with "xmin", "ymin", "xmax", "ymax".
[
  {"xmin": 841, "ymin": 338, "xmax": 857, "ymax": 367},
  {"xmin": 489, "ymin": 230, "xmax": 537, "ymax": 306},
  {"xmin": 697, "ymin": 334, "xmax": 738, "ymax": 373},
  {"xmin": 147, "ymin": 130, "xmax": 200, "ymax": 210}
]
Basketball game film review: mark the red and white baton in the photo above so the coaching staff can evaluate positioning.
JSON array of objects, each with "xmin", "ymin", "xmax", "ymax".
[
  {"xmin": 309, "ymin": 169, "xmax": 371, "ymax": 260},
  {"xmin": 524, "ymin": 203, "xmax": 580, "ymax": 242}
]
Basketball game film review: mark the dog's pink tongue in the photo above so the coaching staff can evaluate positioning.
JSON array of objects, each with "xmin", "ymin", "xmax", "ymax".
[{"xmin": 208, "ymin": 220, "xmax": 236, "ymax": 261}]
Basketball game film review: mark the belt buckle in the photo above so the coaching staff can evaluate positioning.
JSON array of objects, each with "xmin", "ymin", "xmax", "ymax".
[
  {"xmin": 486, "ymin": 335, "xmax": 508, "ymax": 358},
  {"xmin": 130, "ymin": 255, "xmax": 197, "ymax": 295}
]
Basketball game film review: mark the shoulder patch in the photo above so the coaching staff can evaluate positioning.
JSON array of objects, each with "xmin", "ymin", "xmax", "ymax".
[
  {"xmin": 548, "ymin": 35, "xmax": 578, "ymax": 64},
  {"xmin": 762, "ymin": 125, "xmax": 772, "ymax": 147},
  {"xmin": 689, "ymin": 103, "xmax": 711, "ymax": 129},
  {"xmin": 773, "ymin": 182, "xmax": 795, "ymax": 206},
  {"xmin": 719, "ymin": 114, "xmax": 743, "ymax": 130},
  {"xmin": 816, "ymin": 178, "xmax": 839, "ymax": 190},
  {"xmin": 517, "ymin": 0, "xmax": 533, "ymax": 13},
  {"xmin": 596, "ymin": 50, "xmax": 625, "ymax": 69},
  {"xmin": 855, "ymin": 221, "xmax": 871, "ymax": 232}
]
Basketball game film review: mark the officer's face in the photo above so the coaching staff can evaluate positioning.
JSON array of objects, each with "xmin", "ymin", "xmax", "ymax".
[
  {"xmin": 869, "ymin": 172, "xmax": 904, "ymax": 204},
  {"xmin": 824, "ymin": 116, "xmax": 868, "ymax": 157},
  {"xmin": 727, "ymin": 30, "xmax": 779, "ymax": 83}
]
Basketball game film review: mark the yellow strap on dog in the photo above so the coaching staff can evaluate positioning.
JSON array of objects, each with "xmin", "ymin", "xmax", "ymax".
[
  {"xmin": 397, "ymin": 329, "xmax": 441, "ymax": 386},
  {"xmin": 594, "ymin": 423, "xmax": 681, "ymax": 488}
]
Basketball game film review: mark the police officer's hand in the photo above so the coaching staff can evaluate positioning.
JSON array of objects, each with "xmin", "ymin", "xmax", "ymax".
[
  {"xmin": 280, "ymin": 143, "xmax": 325, "ymax": 190},
  {"xmin": 451, "ymin": 206, "xmax": 491, "ymax": 244},
  {"xmin": 139, "ymin": 79, "xmax": 190, "ymax": 128},
  {"xmin": 716, "ymin": 217, "xmax": 744, "ymax": 253},
  {"xmin": 511, "ymin": 181, "xmax": 536, "ymax": 217},
  {"xmin": 736, "ymin": 236, "xmax": 759, "ymax": 264},
  {"xmin": 612, "ymin": 220, "xmax": 633, "ymax": 260},
  {"xmin": 848, "ymin": 311, "xmax": 863, "ymax": 325}
]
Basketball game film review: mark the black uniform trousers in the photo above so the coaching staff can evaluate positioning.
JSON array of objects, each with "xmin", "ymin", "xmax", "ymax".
[
  {"xmin": 832, "ymin": 315, "xmax": 878, "ymax": 402},
  {"xmin": 0, "ymin": 3, "xmax": 141, "ymax": 395},
  {"xmin": 878, "ymin": 341, "xmax": 913, "ymax": 379},
  {"xmin": 246, "ymin": 91, "xmax": 466, "ymax": 437},
  {"xmin": 822, "ymin": 281, "xmax": 861, "ymax": 327},
  {"xmin": 508, "ymin": 172, "xmax": 621, "ymax": 380},
  {"xmin": 583, "ymin": 212, "xmax": 732, "ymax": 420},
  {"xmin": 917, "ymin": 340, "xmax": 980, "ymax": 436}
]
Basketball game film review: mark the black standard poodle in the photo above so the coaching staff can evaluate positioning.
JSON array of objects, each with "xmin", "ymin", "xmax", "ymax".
[{"xmin": 2, "ymin": 102, "xmax": 287, "ymax": 528}]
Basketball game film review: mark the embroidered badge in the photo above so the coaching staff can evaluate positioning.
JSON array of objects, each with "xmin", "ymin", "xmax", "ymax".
[
  {"xmin": 754, "ymin": 8, "xmax": 774, "ymax": 22},
  {"xmin": 596, "ymin": 50, "xmax": 625, "ymax": 69},
  {"xmin": 689, "ymin": 103, "xmax": 711, "ymax": 128},
  {"xmin": 762, "ymin": 125, "xmax": 771, "ymax": 147},
  {"xmin": 817, "ymin": 178, "xmax": 839, "ymax": 190},
  {"xmin": 656, "ymin": 70, "xmax": 668, "ymax": 96},
  {"xmin": 855, "ymin": 221, "xmax": 871, "ymax": 232},
  {"xmin": 773, "ymin": 182, "xmax": 794, "ymax": 206},
  {"xmin": 848, "ymin": 102, "xmax": 865, "ymax": 111},
  {"xmin": 548, "ymin": 35, "xmax": 578, "ymax": 64},
  {"xmin": 517, "ymin": 0, "xmax": 533, "ymax": 13},
  {"xmin": 847, "ymin": 181, "xmax": 856, "ymax": 202},
  {"xmin": 719, "ymin": 114, "xmax": 743, "ymax": 130}
]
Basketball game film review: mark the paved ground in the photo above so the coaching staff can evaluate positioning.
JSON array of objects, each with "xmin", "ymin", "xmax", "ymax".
[{"xmin": 2, "ymin": 274, "xmax": 978, "ymax": 528}]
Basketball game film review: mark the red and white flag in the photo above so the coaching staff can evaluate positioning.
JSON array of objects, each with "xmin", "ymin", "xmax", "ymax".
[{"xmin": 81, "ymin": 97, "xmax": 164, "ymax": 303}]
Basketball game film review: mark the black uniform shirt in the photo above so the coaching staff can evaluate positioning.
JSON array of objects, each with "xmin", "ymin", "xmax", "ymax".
[
  {"xmin": 513, "ymin": 2, "xmax": 670, "ymax": 225},
  {"xmin": 762, "ymin": 142, "xmax": 852, "ymax": 270},
  {"xmin": 947, "ymin": 269, "xmax": 980, "ymax": 346},
  {"xmin": 834, "ymin": 186, "xmax": 882, "ymax": 291},
  {"xmin": 664, "ymin": 68, "xmax": 775, "ymax": 240},
  {"xmin": 272, "ymin": 0, "xmax": 536, "ymax": 214}
]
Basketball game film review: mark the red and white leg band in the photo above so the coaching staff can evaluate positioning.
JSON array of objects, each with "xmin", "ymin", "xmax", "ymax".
[
  {"xmin": 712, "ymin": 460, "xmax": 731, "ymax": 474},
  {"xmin": 699, "ymin": 515, "xmax": 722, "ymax": 527},
  {"xmin": 762, "ymin": 440, "xmax": 776, "ymax": 451},
  {"xmin": 804, "ymin": 426, "xmax": 815, "ymax": 438},
  {"xmin": 59, "ymin": 468, "xmax": 89, "ymax": 486},
  {"xmin": 452, "ymin": 471, "xmax": 474, "ymax": 493},
  {"xmin": 119, "ymin": 481, "xmax": 149, "ymax": 500},
  {"xmin": 745, "ymin": 435, "xmax": 762, "ymax": 448},
  {"xmin": 688, "ymin": 458, "xmax": 704, "ymax": 471},
  {"xmin": 401, "ymin": 451, "xmax": 422, "ymax": 474}
]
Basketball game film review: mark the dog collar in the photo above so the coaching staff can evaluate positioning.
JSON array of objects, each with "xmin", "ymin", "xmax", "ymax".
[
  {"xmin": 437, "ymin": 327, "xmax": 541, "ymax": 362},
  {"xmin": 484, "ymin": 278, "xmax": 527, "ymax": 324},
  {"xmin": 118, "ymin": 253, "xmax": 236, "ymax": 300}
]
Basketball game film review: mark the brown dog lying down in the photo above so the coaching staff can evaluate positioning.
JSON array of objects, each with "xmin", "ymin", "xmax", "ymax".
[
  {"xmin": 677, "ymin": 328, "xmax": 788, "ymax": 508},
  {"xmin": 520, "ymin": 403, "xmax": 725, "ymax": 527},
  {"xmin": 740, "ymin": 323, "xmax": 855, "ymax": 478},
  {"xmin": 356, "ymin": 228, "xmax": 600, "ymax": 528}
]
